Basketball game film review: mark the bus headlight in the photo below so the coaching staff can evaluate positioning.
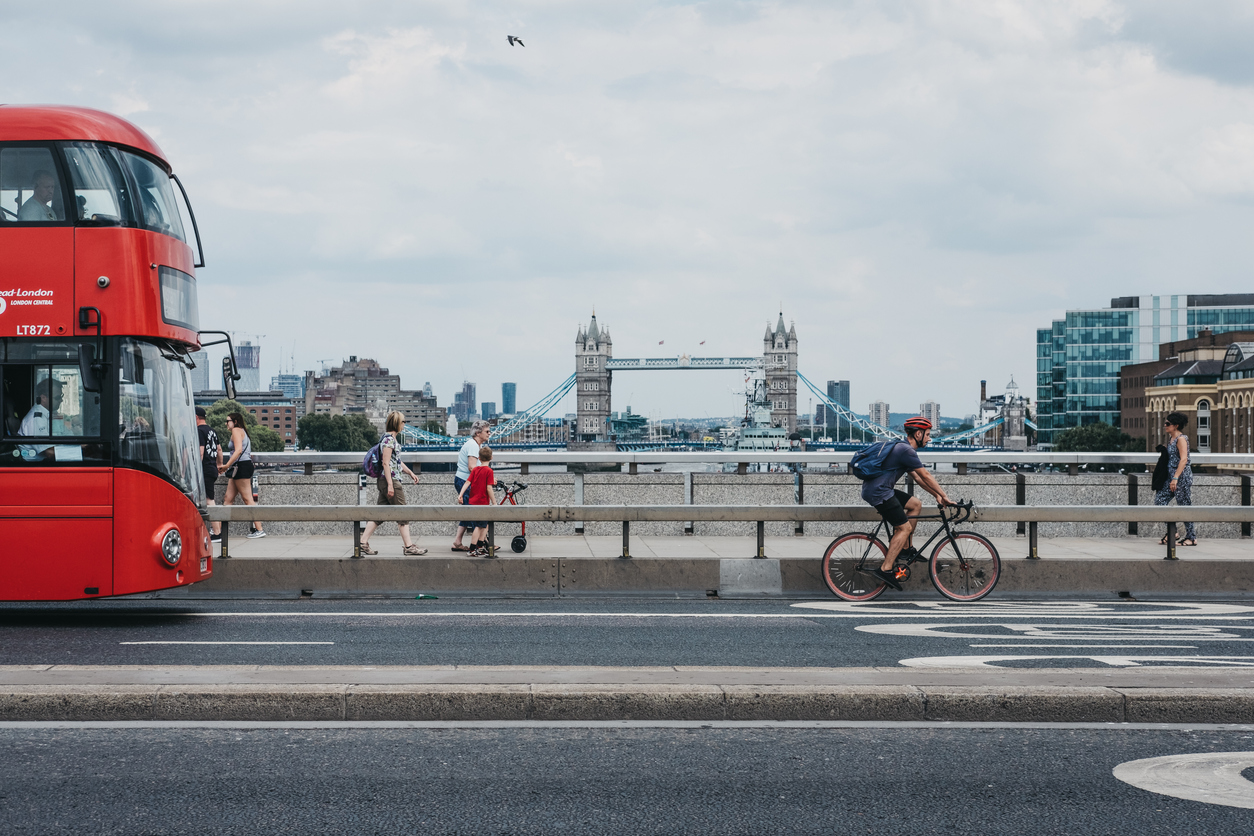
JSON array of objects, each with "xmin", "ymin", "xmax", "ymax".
[{"xmin": 160, "ymin": 528, "xmax": 183, "ymax": 566}]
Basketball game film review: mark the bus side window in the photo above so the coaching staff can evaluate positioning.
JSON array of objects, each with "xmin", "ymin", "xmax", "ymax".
[{"xmin": 0, "ymin": 146, "xmax": 68, "ymax": 223}]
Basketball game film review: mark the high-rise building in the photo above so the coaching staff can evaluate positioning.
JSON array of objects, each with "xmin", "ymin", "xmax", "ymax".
[
  {"xmin": 1036, "ymin": 294, "xmax": 1254, "ymax": 446},
  {"xmin": 501, "ymin": 382, "xmax": 517, "ymax": 415},
  {"xmin": 919, "ymin": 400, "xmax": 941, "ymax": 426},
  {"xmin": 481, "ymin": 402, "xmax": 496, "ymax": 420},
  {"xmin": 457, "ymin": 381, "xmax": 476, "ymax": 421},
  {"xmin": 824, "ymin": 379, "xmax": 850, "ymax": 436},
  {"xmin": 189, "ymin": 350, "xmax": 211, "ymax": 392},
  {"xmin": 868, "ymin": 401, "xmax": 890, "ymax": 428},
  {"xmin": 235, "ymin": 340, "xmax": 261, "ymax": 392},
  {"xmin": 270, "ymin": 374, "xmax": 305, "ymax": 400},
  {"xmin": 423, "ymin": 381, "xmax": 434, "ymax": 398}
]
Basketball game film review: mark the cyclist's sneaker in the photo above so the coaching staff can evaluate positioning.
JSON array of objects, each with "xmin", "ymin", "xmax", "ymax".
[
  {"xmin": 864, "ymin": 567, "xmax": 902, "ymax": 591},
  {"xmin": 902, "ymin": 546, "xmax": 924, "ymax": 563}
]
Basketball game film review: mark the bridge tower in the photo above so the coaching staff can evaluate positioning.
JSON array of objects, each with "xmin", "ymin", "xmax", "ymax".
[
  {"xmin": 763, "ymin": 312, "xmax": 798, "ymax": 432},
  {"xmin": 574, "ymin": 313, "xmax": 613, "ymax": 443}
]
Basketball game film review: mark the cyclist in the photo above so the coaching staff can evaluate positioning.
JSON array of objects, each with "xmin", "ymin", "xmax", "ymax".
[{"xmin": 861, "ymin": 416, "xmax": 956, "ymax": 590}]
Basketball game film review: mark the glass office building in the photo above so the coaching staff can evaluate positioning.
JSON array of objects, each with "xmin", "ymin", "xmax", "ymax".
[{"xmin": 1036, "ymin": 294, "xmax": 1254, "ymax": 446}]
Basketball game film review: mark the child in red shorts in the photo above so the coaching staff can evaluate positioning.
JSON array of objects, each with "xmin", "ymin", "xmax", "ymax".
[{"xmin": 457, "ymin": 446, "xmax": 496, "ymax": 556}]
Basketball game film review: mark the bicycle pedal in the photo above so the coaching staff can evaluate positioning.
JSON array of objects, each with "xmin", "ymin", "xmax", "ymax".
[{"xmin": 893, "ymin": 566, "xmax": 911, "ymax": 582}]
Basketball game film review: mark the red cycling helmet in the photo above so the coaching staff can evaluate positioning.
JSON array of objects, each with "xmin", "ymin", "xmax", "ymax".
[{"xmin": 903, "ymin": 416, "xmax": 932, "ymax": 433}]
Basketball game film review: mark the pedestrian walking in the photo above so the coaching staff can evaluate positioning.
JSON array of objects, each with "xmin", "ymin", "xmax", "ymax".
[
  {"xmin": 195, "ymin": 407, "xmax": 223, "ymax": 542},
  {"xmin": 359, "ymin": 411, "xmax": 427, "ymax": 557},
  {"xmin": 1154, "ymin": 411, "xmax": 1197, "ymax": 547},
  {"xmin": 457, "ymin": 445, "xmax": 497, "ymax": 557},
  {"xmin": 220, "ymin": 412, "xmax": 265, "ymax": 540},
  {"xmin": 451, "ymin": 419, "xmax": 491, "ymax": 551}
]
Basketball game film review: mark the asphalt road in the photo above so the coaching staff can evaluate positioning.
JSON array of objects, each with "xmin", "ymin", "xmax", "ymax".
[
  {"xmin": 0, "ymin": 725, "xmax": 1251, "ymax": 834},
  {"xmin": 2, "ymin": 598, "xmax": 1254, "ymax": 669}
]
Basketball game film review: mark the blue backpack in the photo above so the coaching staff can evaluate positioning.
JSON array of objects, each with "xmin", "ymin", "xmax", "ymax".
[
  {"xmin": 362, "ymin": 439, "xmax": 384, "ymax": 478},
  {"xmin": 849, "ymin": 440, "xmax": 904, "ymax": 481}
]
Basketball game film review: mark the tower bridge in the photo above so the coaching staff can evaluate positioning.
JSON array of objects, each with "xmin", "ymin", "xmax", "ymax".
[
  {"xmin": 400, "ymin": 310, "xmax": 996, "ymax": 450},
  {"xmin": 572, "ymin": 312, "xmax": 798, "ymax": 444}
]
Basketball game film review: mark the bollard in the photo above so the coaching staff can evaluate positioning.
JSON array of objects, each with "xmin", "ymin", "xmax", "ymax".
[
  {"xmin": 304, "ymin": 462, "xmax": 313, "ymax": 476},
  {"xmin": 1243, "ymin": 476, "xmax": 1251, "ymax": 539},
  {"xmin": 755, "ymin": 520, "xmax": 766, "ymax": 559},
  {"xmin": 488, "ymin": 522, "xmax": 496, "ymax": 558},
  {"xmin": 621, "ymin": 521, "xmax": 632, "ymax": 559},
  {"xmin": 219, "ymin": 522, "xmax": 229, "ymax": 559},
  {"xmin": 737, "ymin": 462, "xmax": 747, "ymax": 475},
  {"xmin": 957, "ymin": 462, "xmax": 967, "ymax": 476},
  {"xmin": 352, "ymin": 520, "xmax": 361, "ymax": 559},
  {"xmin": 1015, "ymin": 473, "xmax": 1026, "ymax": 536},
  {"xmin": 1165, "ymin": 521, "xmax": 1178, "ymax": 560},
  {"xmin": 1026, "ymin": 521, "xmax": 1039, "ymax": 559},
  {"xmin": 1068, "ymin": 463, "xmax": 1079, "ymax": 476},
  {"xmin": 521, "ymin": 463, "xmax": 529, "ymax": 476},
  {"xmin": 1127, "ymin": 473, "xmax": 1138, "ymax": 536},
  {"xmin": 629, "ymin": 462, "xmax": 638, "ymax": 475}
]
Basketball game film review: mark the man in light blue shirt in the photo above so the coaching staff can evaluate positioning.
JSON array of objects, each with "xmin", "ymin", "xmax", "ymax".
[{"xmin": 452, "ymin": 420, "xmax": 491, "ymax": 551}]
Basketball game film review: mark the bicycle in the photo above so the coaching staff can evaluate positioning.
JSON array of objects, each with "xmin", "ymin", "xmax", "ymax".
[
  {"xmin": 820, "ymin": 500, "xmax": 1000, "ymax": 601},
  {"xmin": 493, "ymin": 480, "xmax": 530, "ymax": 553}
]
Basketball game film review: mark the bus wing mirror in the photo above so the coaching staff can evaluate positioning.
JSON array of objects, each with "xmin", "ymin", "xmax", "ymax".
[
  {"xmin": 222, "ymin": 356, "xmax": 237, "ymax": 400},
  {"xmin": 78, "ymin": 344, "xmax": 102, "ymax": 393}
]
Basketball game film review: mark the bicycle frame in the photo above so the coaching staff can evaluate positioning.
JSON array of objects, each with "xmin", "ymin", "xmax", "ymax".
[{"xmin": 856, "ymin": 501, "xmax": 975, "ymax": 570}]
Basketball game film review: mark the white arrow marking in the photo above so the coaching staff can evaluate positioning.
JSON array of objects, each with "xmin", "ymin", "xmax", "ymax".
[{"xmin": 1114, "ymin": 752, "xmax": 1254, "ymax": 809}]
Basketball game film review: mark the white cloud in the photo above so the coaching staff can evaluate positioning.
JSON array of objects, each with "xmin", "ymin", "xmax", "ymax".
[{"xmin": 4, "ymin": 0, "xmax": 1254, "ymax": 422}]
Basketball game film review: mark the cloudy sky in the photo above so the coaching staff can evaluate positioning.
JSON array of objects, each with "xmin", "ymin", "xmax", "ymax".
[{"xmin": 5, "ymin": 1, "xmax": 1254, "ymax": 423}]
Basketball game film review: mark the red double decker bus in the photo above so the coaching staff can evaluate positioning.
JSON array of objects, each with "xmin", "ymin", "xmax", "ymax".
[{"xmin": 0, "ymin": 105, "xmax": 228, "ymax": 600}]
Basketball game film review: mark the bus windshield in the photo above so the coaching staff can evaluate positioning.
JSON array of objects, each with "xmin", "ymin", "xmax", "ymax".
[{"xmin": 117, "ymin": 338, "xmax": 204, "ymax": 506}]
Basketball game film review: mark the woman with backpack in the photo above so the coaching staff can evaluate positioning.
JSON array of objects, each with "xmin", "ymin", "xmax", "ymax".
[{"xmin": 359, "ymin": 411, "xmax": 427, "ymax": 556}]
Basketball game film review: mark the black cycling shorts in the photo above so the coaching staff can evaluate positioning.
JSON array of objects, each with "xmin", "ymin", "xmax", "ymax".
[{"xmin": 873, "ymin": 489, "xmax": 913, "ymax": 528}]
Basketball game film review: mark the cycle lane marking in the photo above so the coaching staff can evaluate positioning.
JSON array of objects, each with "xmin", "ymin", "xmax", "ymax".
[
  {"xmin": 1113, "ymin": 752, "xmax": 1254, "ymax": 809},
  {"xmin": 898, "ymin": 655, "xmax": 1254, "ymax": 668},
  {"xmin": 856, "ymin": 623, "xmax": 1254, "ymax": 640},
  {"xmin": 794, "ymin": 601, "xmax": 1254, "ymax": 619}
]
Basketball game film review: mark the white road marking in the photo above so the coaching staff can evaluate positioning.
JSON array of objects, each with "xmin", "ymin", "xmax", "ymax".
[
  {"xmin": 900, "ymin": 655, "xmax": 1254, "ymax": 668},
  {"xmin": 858, "ymin": 623, "xmax": 1254, "ymax": 640},
  {"xmin": 795, "ymin": 601, "xmax": 1254, "ymax": 618},
  {"xmin": 1114, "ymin": 752, "xmax": 1254, "ymax": 809},
  {"xmin": 117, "ymin": 646, "xmax": 331, "ymax": 651},
  {"xmin": 3, "ymin": 720, "xmax": 1254, "ymax": 731},
  {"xmin": 970, "ymin": 644, "xmax": 1199, "ymax": 649}
]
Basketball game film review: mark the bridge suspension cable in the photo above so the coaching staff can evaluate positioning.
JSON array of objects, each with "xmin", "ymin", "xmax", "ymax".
[
  {"xmin": 401, "ymin": 374, "xmax": 577, "ymax": 446},
  {"xmin": 796, "ymin": 372, "xmax": 902, "ymax": 440}
]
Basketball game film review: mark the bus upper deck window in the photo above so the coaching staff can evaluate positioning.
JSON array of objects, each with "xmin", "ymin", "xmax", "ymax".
[
  {"xmin": 121, "ymin": 152, "xmax": 186, "ymax": 243},
  {"xmin": 0, "ymin": 146, "xmax": 68, "ymax": 223},
  {"xmin": 63, "ymin": 143, "xmax": 133, "ymax": 226}
]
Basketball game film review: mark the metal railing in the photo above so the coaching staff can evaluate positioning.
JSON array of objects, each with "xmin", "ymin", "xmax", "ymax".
[{"xmin": 208, "ymin": 503, "xmax": 1254, "ymax": 562}]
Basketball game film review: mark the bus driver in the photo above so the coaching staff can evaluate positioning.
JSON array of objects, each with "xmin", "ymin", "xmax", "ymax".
[{"xmin": 18, "ymin": 378, "xmax": 61, "ymax": 459}]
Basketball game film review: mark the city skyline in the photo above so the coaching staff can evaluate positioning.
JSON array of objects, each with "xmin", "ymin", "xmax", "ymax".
[{"xmin": 10, "ymin": 3, "xmax": 1252, "ymax": 419}]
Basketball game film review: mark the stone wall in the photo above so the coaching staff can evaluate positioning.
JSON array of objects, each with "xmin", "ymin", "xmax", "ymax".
[{"xmin": 223, "ymin": 469, "xmax": 1251, "ymax": 539}]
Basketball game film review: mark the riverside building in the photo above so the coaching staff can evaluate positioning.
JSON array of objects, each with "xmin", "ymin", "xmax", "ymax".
[{"xmin": 1035, "ymin": 294, "xmax": 1254, "ymax": 447}]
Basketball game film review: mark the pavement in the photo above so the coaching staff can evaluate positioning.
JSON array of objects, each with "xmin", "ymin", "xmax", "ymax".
[
  {"xmin": 213, "ymin": 534, "xmax": 1252, "ymax": 561},
  {"xmin": 3, "ymin": 598, "xmax": 1254, "ymax": 724}
]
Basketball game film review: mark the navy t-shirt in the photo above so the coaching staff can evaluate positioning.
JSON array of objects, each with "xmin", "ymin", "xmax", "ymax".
[{"xmin": 860, "ymin": 442, "xmax": 924, "ymax": 505}]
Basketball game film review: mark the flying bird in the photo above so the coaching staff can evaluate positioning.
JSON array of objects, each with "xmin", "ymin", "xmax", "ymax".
[
  {"xmin": 658, "ymin": 340, "xmax": 665, "ymax": 345},
  {"xmin": 699, "ymin": 340, "xmax": 706, "ymax": 345},
  {"xmin": 507, "ymin": 35, "xmax": 525, "ymax": 47}
]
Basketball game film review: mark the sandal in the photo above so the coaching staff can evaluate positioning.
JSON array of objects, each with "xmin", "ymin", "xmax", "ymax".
[
  {"xmin": 1159, "ymin": 536, "xmax": 1169, "ymax": 545},
  {"xmin": 358, "ymin": 541, "xmax": 378, "ymax": 556},
  {"xmin": 451, "ymin": 544, "xmax": 470, "ymax": 552},
  {"xmin": 403, "ymin": 545, "xmax": 428, "ymax": 556},
  {"xmin": 1180, "ymin": 538, "xmax": 1198, "ymax": 546}
]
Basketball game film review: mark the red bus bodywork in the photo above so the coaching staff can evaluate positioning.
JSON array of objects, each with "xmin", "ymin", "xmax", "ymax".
[{"xmin": 0, "ymin": 106, "xmax": 212, "ymax": 600}]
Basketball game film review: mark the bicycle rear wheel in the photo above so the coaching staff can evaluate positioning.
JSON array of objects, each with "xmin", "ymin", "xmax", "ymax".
[
  {"xmin": 929, "ymin": 532, "xmax": 1000, "ymax": 601},
  {"xmin": 821, "ymin": 533, "xmax": 889, "ymax": 601}
]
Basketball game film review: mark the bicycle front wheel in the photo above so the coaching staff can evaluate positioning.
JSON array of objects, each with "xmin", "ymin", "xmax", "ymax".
[
  {"xmin": 821, "ymin": 533, "xmax": 889, "ymax": 601},
  {"xmin": 930, "ymin": 532, "xmax": 1000, "ymax": 601}
]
